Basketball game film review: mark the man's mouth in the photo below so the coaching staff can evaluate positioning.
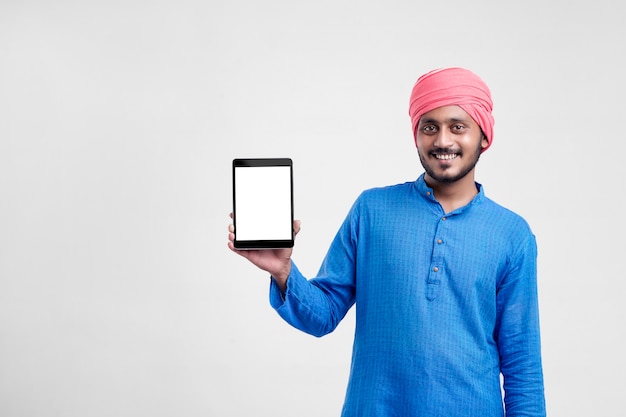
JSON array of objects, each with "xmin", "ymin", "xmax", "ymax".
[{"xmin": 433, "ymin": 152, "xmax": 459, "ymax": 160}]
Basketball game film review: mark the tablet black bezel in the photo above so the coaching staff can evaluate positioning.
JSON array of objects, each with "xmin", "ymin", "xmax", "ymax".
[{"xmin": 232, "ymin": 158, "xmax": 294, "ymax": 249}]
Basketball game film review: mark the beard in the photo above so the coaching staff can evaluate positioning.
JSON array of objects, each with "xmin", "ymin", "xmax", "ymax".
[{"xmin": 417, "ymin": 141, "xmax": 482, "ymax": 184}]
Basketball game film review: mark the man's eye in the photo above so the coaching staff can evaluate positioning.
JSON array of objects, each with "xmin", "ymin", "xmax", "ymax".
[
  {"xmin": 452, "ymin": 125, "xmax": 464, "ymax": 131},
  {"xmin": 423, "ymin": 125, "xmax": 437, "ymax": 133}
]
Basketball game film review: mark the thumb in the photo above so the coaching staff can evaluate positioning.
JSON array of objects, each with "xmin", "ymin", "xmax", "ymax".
[{"xmin": 293, "ymin": 220, "xmax": 301, "ymax": 236}]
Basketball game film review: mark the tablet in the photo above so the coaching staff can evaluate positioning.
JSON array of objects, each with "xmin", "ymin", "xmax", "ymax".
[{"xmin": 232, "ymin": 158, "xmax": 294, "ymax": 249}]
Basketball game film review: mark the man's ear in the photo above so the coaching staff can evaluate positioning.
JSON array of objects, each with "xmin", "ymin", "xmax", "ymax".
[{"xmin": 481, "ymin": 135, "xmax": 489, "ymax": 150}]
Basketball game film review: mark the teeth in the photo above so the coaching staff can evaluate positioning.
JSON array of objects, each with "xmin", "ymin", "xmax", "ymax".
[{"xmin": 434, "ymin": 154, "xmax": 457, "ymax": 160}]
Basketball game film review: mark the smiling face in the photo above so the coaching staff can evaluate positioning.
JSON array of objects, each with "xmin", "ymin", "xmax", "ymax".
[{"xmin": 415, "ymin": 105, "xmax": 489, "ymax": 186}]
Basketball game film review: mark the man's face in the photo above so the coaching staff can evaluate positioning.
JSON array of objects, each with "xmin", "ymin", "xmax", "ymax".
[{"xmin": 415, "ymin": 105, "xmax": 488, "ymax": 185}]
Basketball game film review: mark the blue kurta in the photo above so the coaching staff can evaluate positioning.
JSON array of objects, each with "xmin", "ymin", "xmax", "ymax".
[{"xmin": 269, "ymin": 174, "xmax": 546, "ymax": 417}]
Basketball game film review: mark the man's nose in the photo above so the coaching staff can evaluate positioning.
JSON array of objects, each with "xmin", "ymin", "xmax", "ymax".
[{"xmin": 433, "ymin": 130, "xmax": 454, "ymax": 148}]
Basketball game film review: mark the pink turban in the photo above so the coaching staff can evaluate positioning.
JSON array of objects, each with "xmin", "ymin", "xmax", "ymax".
[{"xmin": 408, "ymin": 67, "xmax": 494, "ymax": 152}]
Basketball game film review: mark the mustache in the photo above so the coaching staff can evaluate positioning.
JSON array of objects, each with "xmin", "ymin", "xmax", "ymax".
[{"xmin": 430, "ymin": 148, "xmax": 461, "ymax": 154}]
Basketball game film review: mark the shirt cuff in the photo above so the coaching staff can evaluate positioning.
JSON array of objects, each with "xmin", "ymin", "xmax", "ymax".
[{"xmin": 269, "ymin": 261, "xmax": 301, "ymax": 309}]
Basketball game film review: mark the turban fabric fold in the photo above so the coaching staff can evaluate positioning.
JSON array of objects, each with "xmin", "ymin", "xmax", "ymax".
[{"xmin": 408, "ymin": 67, "xmax": 494, "ymax": 152}]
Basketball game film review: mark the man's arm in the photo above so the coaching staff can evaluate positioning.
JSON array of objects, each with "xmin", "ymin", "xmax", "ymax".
[
  {"xmin": 496, "ymin": 234, "xmax": 546, "ymax": 417},
  {"xmin": 227, "ymin": 196, "xmax": 359, "ymax": 338}
]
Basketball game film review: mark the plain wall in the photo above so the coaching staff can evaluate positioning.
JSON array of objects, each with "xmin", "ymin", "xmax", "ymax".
[{"xmin": 1, "ymin": 1, "xmax": 624, "ymax": 416}]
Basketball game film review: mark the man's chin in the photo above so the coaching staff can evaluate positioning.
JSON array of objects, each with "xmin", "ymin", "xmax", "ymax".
[{"xmin": 425, "ymin": 167, "xmax": 469, "ymax": 184}]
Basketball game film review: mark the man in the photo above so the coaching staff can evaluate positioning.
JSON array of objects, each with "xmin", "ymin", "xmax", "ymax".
[{"xmin": 228, "ymin": 67, "xmax": 546, "ymax": 416}]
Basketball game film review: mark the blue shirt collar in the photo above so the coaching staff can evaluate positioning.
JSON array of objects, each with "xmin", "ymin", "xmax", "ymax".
[{"xmin": 414, "ymin": 173, "xmax": 485, "ymax": 215}]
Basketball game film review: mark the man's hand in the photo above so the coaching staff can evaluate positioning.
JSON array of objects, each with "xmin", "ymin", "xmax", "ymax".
[{"xmin": 227, "ymin": 213, "xmax": 301, "ymax": 292}]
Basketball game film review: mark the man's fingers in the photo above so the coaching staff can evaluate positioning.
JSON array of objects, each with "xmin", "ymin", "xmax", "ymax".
[{"xmin": 294, "ymin": 220, "xmax": 301, "ymax": 236}]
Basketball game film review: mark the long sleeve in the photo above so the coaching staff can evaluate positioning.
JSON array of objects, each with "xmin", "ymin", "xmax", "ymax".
[
  {"xmin": 496, "ymin": 233, "xmax": 546, "ymax": 416},
  {"xmin": 269, "ymin": 203, "xmax": 359, "ymax": 337}
]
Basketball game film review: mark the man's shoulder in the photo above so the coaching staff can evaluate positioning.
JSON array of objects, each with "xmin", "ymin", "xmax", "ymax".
[
  {"xmin": 479, "ymin": 195, "xmax": 533, "ymax": 234},
  {"xmin": 358, "ymin": 181, "xmax": 416, "ymax": 200}
]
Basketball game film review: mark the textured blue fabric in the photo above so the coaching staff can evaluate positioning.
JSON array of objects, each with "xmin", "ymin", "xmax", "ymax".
[{"xmin": 270, "ymin": 174, "xmax": 546, "ymax": 417}]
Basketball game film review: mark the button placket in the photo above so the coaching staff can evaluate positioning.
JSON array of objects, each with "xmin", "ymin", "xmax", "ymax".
[{"xmin": 426, "ymin": 216, "xmax": 447, "ymax": 301}]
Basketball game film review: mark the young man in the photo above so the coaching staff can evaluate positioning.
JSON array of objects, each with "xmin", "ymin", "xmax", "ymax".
[{"xmin": 228, "ymin": 67, "xmax": 546, "ymax": 417}]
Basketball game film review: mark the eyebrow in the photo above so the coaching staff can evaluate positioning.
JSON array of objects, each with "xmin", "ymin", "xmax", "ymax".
[{"xmin": 419, "ymin": 116, "xmax": 470, "ymax": 125}]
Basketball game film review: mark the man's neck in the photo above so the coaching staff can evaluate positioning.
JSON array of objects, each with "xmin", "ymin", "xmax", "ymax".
[{"xmin": 425, "ymin": 173, "xmax": 479, "ymax": 214}]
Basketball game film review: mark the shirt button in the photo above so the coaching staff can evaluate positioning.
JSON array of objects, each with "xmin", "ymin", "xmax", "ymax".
[
  {"xmin": 426, "ymin": 191, "xmax": 431, "ymax": 196},
  {"xmin": 442, "ymin": 217, "xmax": 447, "ymax": 221},
  {"xmin": 433, "ymin": 267, "xmax": 439, "ymax": 272},
  {"xmin": 437, "ymin": 239, "xmax": 443, "ymax": 244}
]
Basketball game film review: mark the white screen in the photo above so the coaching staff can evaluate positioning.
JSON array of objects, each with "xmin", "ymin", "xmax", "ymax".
[{"xmin": 234, "ymin": 165, "xmax": 292, "ymax": 241}]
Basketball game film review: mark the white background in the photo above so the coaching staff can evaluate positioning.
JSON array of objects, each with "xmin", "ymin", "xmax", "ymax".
[{"xmin": 1, "ymin": 1, "xmax": 624, "ymax": 416}]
